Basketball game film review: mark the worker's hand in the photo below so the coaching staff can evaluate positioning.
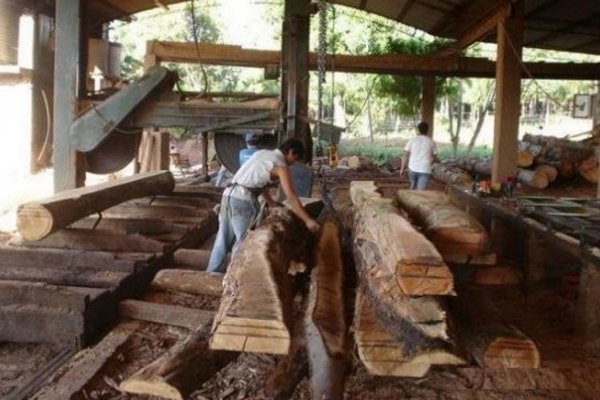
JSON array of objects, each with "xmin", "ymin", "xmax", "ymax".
[
  {"xmin": 399, "ymin": 168, "xmax": 406, "ymax": 176},
  {"xmin": 305, "ymin": 218, "xmax": 320, "ymax": 233}
]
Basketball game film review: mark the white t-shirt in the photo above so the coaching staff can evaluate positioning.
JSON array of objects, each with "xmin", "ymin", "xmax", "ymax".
[
  {"xmin": 404, "ymin": 135, "xmax": 437, "ymax": 174},
  {"xmin": 227, "ymin": 149, "xmax": 286, "ymax": 200}
]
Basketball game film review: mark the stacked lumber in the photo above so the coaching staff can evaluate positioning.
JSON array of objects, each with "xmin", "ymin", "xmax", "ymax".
[
  {"xmin": 137, "ymin": 130, "xmax": 170, "ymax": 172},
  {"xmin": 17, "ymin": 171, "xmax": 175, "ymax": 241},
  {"xmin": 450, "ymin": 285, "xmax": 540, "ymax": 368},
  {"xmin": 209, "ymin": 208, "xmax": 308, "ymax": 355},
  {"xmin": 395, "ymin": 190, "xmax": 490, "ymax": 260},
  {"xmin": 350, "ymin": 181, "xmax": 462, "ymax": 377}
]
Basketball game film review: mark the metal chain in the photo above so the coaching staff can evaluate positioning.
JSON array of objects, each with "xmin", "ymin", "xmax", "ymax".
[{"xmin": 316, "ymin": 0, "xmax": 328, "ymax": 148}]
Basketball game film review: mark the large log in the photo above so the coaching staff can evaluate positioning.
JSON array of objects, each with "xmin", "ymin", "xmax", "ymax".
[
  {"xmin": 151, "ymin": 269, "xmax": 223, "ymax": 297},
  {"xmin": 451, "ymin": 285, "xmax": 540, "ymax": 368},
  {"xmin": 209, "ymin": 208, "xmax": 309, "ymax": 355},
  {"xmin": 535, "ymin": 164, "xmax": 558, "ymax": 182},
  {"xmin": 457, "ymin": 157, "xmax": 492, "ymax": 177},
  {"xmin": 354, "ymin": 291, "xmax": 463, "ymax": 378},
  {"xmin": 17, "ymin": 171, "xmax": 175, "ymax": 241},
  {"xmin": 516, "ymin": 168, "xmax": 548, "ymax": 189},
  {"xmin": 350, "ymin": 182, "xmax": 452, "ymax": 342},
  {"xmin": 395, "ymin": 190, "xmax": 489, "ymax": 258},
  {"xmin": 432, "ymin": 162, "xmax": 472, "ymax": 185},
  {"xmin": 350, "ymin": 181, "xmax": 453, "ymax": 297},
  {"xmin": 172, "ymin": 248, "xmax": 211, "ymax": 270},
  {"xmin": 578, "ymin": 154, "xmax": 599, "ymax": 183}
]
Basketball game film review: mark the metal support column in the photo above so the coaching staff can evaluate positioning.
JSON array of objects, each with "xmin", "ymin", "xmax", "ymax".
[{"xmin": 52, "ymin": 0, "xmax": 86, "ymax": 192}]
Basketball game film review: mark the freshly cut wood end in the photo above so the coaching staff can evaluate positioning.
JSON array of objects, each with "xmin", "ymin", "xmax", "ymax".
[
  {"xmin": 396, "ymin": 261, "xmax": 454, "ymax": 296},
  {"xmin": 120, "ymin": 379, "xmax": 183, "ymax": 400},
  {"xmin": 484, "ymin": 337, "xmax": 540, "ymax": 368},
  {"xmin": 16, "ymin": 204, "xmax": 53, "ymax": 242},
  {"xmin": 210, "ymin": 317, "xmax": 290, "ymax": 354}
]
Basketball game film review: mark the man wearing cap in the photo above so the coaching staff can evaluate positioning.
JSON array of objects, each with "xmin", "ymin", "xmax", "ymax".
[
  {"xmin": 239, "ymin": 133, "xmax": 260, "ymax": 166},
  {"xmin": 207, "ymin": 138, "xmax": 320, "ymax": 273}
]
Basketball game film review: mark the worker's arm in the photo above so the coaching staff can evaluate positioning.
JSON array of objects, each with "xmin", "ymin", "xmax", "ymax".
[
  {"xmin": 272, "ymin": 165, "xmax": 320, "ymax": 232},
  {"xmin": 400, "ymin": 151, "xmax": 410, "ymax": 176},
  {"xmin": 262, "ymin": 187, "xmax": 282, "ymax": 207}
]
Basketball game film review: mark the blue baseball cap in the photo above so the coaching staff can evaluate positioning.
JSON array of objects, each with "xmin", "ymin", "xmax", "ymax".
[{"xmin": 244, "ymin": 133, "xmax": 259, "ymax": 142}]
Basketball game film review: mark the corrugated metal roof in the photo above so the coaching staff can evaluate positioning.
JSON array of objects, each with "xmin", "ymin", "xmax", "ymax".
[{"xmin": 6, "ymin": 0, "xmax": 600, "ymax": 55}]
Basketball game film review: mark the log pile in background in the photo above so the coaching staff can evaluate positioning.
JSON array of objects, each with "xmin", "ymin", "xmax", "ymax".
[
  {"xmin": 350, "ymin": 181, "xmax": 462, "ymax": 378},
  {"xmin": 432, "ymin": 162, "xmax": 471, "ymax": 185},
  {"xmin": 395, "ymin": 190, "xmax": 490, "ymax": 261}
]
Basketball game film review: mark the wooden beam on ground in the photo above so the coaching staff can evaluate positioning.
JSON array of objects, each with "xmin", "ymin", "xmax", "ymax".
[
  {"xmin": 492, "ymin": 0, "xmax": 524, "ymax": 183},
  {"xmin": 144, "ymin": 41, "xmax": 600, "ymax": 80},
  {"xmin": 435, "ymin": 1, "xmax": 512, "ymax": 57},
  {"xmin": 151, "ymin": 270, "xmax": 223, "ymax": 296},
  {"xmin": 306, "ymin": 220, "xmax": 347, "ymax": 399},
  {"xmin": 31, "ymin": 321, "xmax": 140, "ymax": 400},
  {"xmin": 451, "ymin": 285, "xmax": 540, "ymax": 368},
  {"xmin": 172, "ymin": 248, "xmax": 212, "ymax": 270},
  {"xmin": 120, "ymin": 324, "xmax": 234, "ymax": 400},
  {"xmin": 17, "ymin": 171, "xmax": 175, "ymax": 241},
  {"xmin": 118, "ymin": 300, "xmax": 214, "ymax": 330},
  {"xmin": 0, "ymin": 266, "xmax": 130, "ymax": 288},
  {"xmin": 395, "ymin": 190, "xmax": 490, "ymax": 259},
  {"xmin": 210, "ymin": 208, "xmax": 309, "ymax": 355},
  {"xmin": 576, "ymin": 258, "xmax": 600, "ymax": 342},
  {"xmin": 354, "ymin": 291, "xmax": 464, "ymax": 378},
  {"xmin": 20, "ymin": 228, "xmax": 168, "ymax": 253}
]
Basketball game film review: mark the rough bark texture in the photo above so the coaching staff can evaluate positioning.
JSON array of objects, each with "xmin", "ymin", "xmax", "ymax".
[
  {"xmin": 209, "ymin": 208, "xmax": 309, "ymax": 355},
  {"xmin": 395, "ymin": 190, "xmax": 490, "ymax": 258},
  {"xmin": 17, "ymin": 171, "xmax": 175, "ymax": 241},
  {"xmin": 151, "ymin": 269, "xmax": 223, "ymax": 297},
  {"xmin": 451, "ymin": 285, "xmax": 540, "ymax": 368},
  {"xmin": 432, "ymin": 163, "xmax": 472, "ymax": 185}
]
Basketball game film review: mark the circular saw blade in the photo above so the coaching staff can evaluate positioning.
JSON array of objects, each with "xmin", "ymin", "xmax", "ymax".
[{"xmin": 85, "ymin": 131, "xmax": 141, "ymax": 174}]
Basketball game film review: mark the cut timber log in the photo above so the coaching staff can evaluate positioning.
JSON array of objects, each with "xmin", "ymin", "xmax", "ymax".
[
  {"xmin": 517, "ymin": 168, "xmax": 549, "ymax": 189},
  {"xmin": 172, "ymin": 248, "xmax": 211, "ymax": 270},
  {"xmin": 578, "ymin": 155, "xmax": 599, "ymax": 183},
  {"xmin": 151, "ymin": 269, "xmax": 223, "ymax": 297},
  {"xmin": 395, "ymin": 190, "xmax": 489, "ymax": 258},
  {"xmin": 354, "ymin": 291, "xmax": 463, "ymax": 378},
  {"xmin": 210, "ymin": 208, "xmax": 309, "ymax": 354},
  {"xmin": 20, "ymin": 228, "xmax": 167, "ymax": 253},
  {"xmin": 457, "ymin": 157, "xmax": 492, "ymax": 177},
  {"xmin": 17, "ymin": 171, "xmax": 174, "ymax": 241},
  {"xmin": 351, "ymin": 182, "xmax": 451, "ymax": 342},
  {"xmin": 118, "ymin": 300, "xmax": 215, "ymax": 330},
  {"xmin": 451, "ymin": 285, "xmax": 540, "ymax": 368},
  {"xmin": 535, "ymin": 164, "xmax": 558, "ymax": 182},
  {"xmin": 517, "ymin": 149, "xmax": 535, "ymax": 168},
  {"xmin": 306, "ymin": 220, "xmax": 347, "ymax": 400},
  {"xmin": 432, "ymin": 163, "xmax": 472, "ymax": 185},
  {"xmin": 350, "ymin": 181, "xmax": 453, "ymax": 296},
  {"xmin": 120, "ymin": 325, "xmax": 234, "ymax": 400},
  {"xmin": 31, "ymin": 321, "xmax": 140, "ymax": 400}
]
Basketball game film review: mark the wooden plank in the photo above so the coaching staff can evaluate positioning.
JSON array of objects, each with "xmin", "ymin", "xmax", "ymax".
[
  {"xmin": 20, "ymin": 228, "xmax": 167, "ymax": 253},
  {"xmin": 0, "ymin": 280, "xmax": 102, "ymax": 311},
  {"xmin": 0, "ymin": 266, "xmax": 130, "ymax": 288},
  {"xmin": 72, "ymin": 217, "xmax": 190, "ymax": 236},
  {"xmin": 576, "ymin": 262, "xmax": 600, "ymax": 342},
  {"xmin": 151, "ymin": 270, "xmax": 223, "ymax": 296},
  {"xmin": 103, "ymin": 203, "xmax": 210, "ymax": 221},
  {"xmin": 0, "ymin": 245, "xmax": 144, "ymax": 272},
  {"xmin": 31, "ymin": 321, "xmax": 140, "ymax": 400},
  {"xmin": 172, "ymin": 185, "xmax": 224, "ymax": 202},
  {"xmin": 118, "ymin": 300, "xmax": 214, "ymax": 330},
  {"xmin": 172, "ymin": 248, "xmax": 211, "ymax": 270}
]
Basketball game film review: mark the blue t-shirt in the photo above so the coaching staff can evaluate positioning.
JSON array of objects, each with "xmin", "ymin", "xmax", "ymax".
[{"xmin": 239, "ymin": 148, "xmax": 258, "ymax": 166}]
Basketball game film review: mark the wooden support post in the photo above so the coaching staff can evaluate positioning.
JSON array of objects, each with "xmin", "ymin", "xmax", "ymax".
[
  {"xmin": 576, "ymin": 261, "xmax": 600, "ymax": 342},
  {"xmin": 421, "ymin": 76, "xmax": 435, "ymax": 138},
  {"xmin": 53, "ymin": 0, "xmax": 86, "ymax": 192},
  {"xmin": 491, "ymin": 0, "xmax": 523, "ymax": 183},
  {"xmin": 281, "ymin": 0, "xmax": 310, "ymax": 145},
  {"xmin": 202, "ymin": 131, "xmax": 209, "ymax": 182}
]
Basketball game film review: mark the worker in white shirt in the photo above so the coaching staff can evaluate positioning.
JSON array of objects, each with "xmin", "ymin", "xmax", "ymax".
[
  {"xmin": 400, "ymin": 122, "xmax": 439, "ymax": 190},
  {"xmin": 207, "ymin": 138, "xmax": 320, "ymax": 272}
]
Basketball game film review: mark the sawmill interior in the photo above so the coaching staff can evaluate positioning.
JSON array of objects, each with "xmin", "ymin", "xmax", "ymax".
[{"xmin": 2, "ymin": 0, "xmax": 600, "ymax": 399}]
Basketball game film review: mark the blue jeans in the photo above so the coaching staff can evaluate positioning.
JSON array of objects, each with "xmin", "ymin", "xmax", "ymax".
[
  {"xmin": 207, "ymin": 193, "xmax": 259, "ymax": 273},
  {"xmin": 408, "ymin": 170, "xmax": 431, "ymax": 190}
]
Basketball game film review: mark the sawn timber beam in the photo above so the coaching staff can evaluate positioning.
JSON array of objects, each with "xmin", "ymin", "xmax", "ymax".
[{"xmin": 146, "ymin": 40, "xmax": 600, "ymax": 81}]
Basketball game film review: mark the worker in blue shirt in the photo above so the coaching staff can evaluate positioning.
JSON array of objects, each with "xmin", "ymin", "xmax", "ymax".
[{"xmin": 239, "ymin": 133, "xmax": 260, "ymax": 166}]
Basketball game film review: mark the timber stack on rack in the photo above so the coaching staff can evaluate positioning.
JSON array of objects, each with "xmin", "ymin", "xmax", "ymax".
[
  {"xmin": 0, "ymin": 171, "xmax": 218, "ymax": 345},
  {"xmin": 349, "ymin": 181, "xmax": 463, "ymax": 377}
]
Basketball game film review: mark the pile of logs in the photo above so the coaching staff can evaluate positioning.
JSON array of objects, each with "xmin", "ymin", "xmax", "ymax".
[{"xmin": 433, "ymin": 134, "xmax": 597, "ymax": 189}]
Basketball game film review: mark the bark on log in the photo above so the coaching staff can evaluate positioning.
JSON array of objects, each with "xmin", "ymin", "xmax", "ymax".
[
  {"xmin": 395, "ymin": 190, "xmax": 489, "ymax": 258},
  {"xmin": 350, "ymin": 182, "xmax": 452, "ymax": 343},
  {"xmin": 451, "ymin": 285, "xmax": 540, "ymax": 368},
  {"xmin": 210, "ymin": 208, "xmax": 310, "ymax": 355},
  {"xmin": 120, "ymin": 325, "xmax": 234, "ymax": 400},
  {"xmin": 457, "ymin": 157, "xmax": 492, "ymax": 177},
  {"xmin": 172, "ymin": 248, "xmax": 211, "ymax": 270},
  {"xmin": 432, "ymin": 163, "xmax": 472, "ymax": 185},
  {"xmin": 17, "ymin": 171, "xmax": 175, "ymax": 241},
  {"xmin": 517, "ymin": 168, "xmax": 549, "ymax": 189},
  {"xmin": 350, "ymin": 181, "xmax": 453, "ymax": 296},
  {"xmin": 354, "ymin": 291, "xmax": 464, "ymax": 378},
  {"xmin": 306, "ymin": 220, "xmax": 347, "ymax": 400},
  {"xmin": 578, "ymin": 155, "xmax": 599, "ymax": 183},
  {"xmin": 151, "ymin": 269, "xmax": 223, "ymax": 297}
]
